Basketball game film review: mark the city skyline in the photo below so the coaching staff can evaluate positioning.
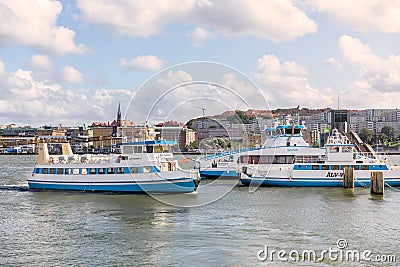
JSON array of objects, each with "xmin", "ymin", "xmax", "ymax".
[
  {"xmin": 1, "ymin": 106, "xmax": 400, "ymax": 129},
  {"xmin": 0, "ymin": 1, "xmax": 399, "ymax": 126}
]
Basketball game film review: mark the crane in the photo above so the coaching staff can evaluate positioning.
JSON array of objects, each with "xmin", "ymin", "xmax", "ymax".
[{"xmin": 193, "ymin": 106, "xmax": 207, "ymax": 117}]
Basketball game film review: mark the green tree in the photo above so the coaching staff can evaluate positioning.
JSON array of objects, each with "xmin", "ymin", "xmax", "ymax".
[
  {"xmin": 186, "ymin": 140, "xmax": 199, "ymax": 150},
  {"xmin": 227, "ymin": 110, "xmax": 256, "ymax": 124},
  {"xmin": 377, "ymin": 133, "xmax": 388, "ymax": 145},
  {"xmin": 359, "ymin": 128, "xmax": 374, "ymax": 144},
  {"xmin": 381, "ymin": 126, "xmax": 395, "ymax": 142}
]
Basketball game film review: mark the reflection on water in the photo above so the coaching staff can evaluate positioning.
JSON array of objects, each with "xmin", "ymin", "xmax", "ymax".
[{"xmin": 0, "ymin": 155, "xmax": 400, "ymax": 265}]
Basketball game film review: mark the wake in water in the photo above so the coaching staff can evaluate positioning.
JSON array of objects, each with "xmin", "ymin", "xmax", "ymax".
[{"xmin": 0, "ymin": 184, "xmax": 30, "ymax": 191}]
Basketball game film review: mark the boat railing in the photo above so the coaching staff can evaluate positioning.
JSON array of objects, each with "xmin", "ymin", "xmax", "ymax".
[
  {"xmin": 294, "ymin": 155, "xmax": 326, "ymax": 164},
  {"xmin": 199, "ymin": 147, "xmax": 262, "ymax": 161},
  {"xmin": 353, "ymin": 152, "xmax": 384, "ymax": 163},
  {"xmin": 48, "ymin": 154, "xmax": 112, "ymax": 164}
]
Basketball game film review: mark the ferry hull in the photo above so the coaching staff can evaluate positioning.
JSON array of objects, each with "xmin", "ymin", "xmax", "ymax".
[
  {"xmin": 28, "ymin": 178, "xmax": 197, "ymax": 193},
  {"xmin": 200, "ymin": 169, "xmax": 238, "ymax": 178},
  {"xmin": 240, "ymin": 177, "xmax": 400, "ymax": 187}
]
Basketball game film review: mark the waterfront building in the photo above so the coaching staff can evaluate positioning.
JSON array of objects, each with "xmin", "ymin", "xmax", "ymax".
[{"xmin": 327, "ymin": 109, "xmax": 349, "ymax": 133}]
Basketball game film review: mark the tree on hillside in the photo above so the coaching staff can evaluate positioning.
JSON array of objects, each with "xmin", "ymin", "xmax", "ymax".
[
  {"xmin": 227, "ymin": 110, "xmax": 256, "ymax": 124},
  {"xmin": 359, "ymin": 128, "xmax": 374, "ymax": 144}
]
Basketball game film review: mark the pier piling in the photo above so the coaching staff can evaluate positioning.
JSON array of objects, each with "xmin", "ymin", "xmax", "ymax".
[
  {"xmin": 370, "ymin": 171, "xmax": 384, "ymax": 195},
  {"xmin": 343, "ymin": 167, "xmax": 354, "ymax": 188}
]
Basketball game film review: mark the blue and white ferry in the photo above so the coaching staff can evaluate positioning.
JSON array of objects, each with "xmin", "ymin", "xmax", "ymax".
[
  {"xmin": 239, "ymin": 129, "xmax": 400, "ymax": 187},
  {"xmin": 29, "ymin": 140, "xmax": 200, "ymax": 193},
  {"xmin": 197, "ymin": 123, "xmax": 325, "ymax": 178}
]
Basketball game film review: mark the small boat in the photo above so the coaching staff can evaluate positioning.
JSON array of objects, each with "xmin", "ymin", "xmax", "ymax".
[
  {"xmin": 29, "ymin": 140, "xmax": 200, "ymax": 193},
  {"xmin": 239, "ymin": 129, "xmax": 400, "ymax": 187}
]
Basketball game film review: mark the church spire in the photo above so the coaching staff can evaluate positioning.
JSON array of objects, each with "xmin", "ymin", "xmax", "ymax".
[{"xmin": 117, "ymin": 102, "xmax": 122, "ymax": 127}]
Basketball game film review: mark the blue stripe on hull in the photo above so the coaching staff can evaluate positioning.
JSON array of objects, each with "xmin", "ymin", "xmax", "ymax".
[
  {"xmin": 28, "ymin": 180, "xmax": 196, "ymax": 193},
  {"xmin": 200, "ymin": 170, "xmax": 238, "ymax": 178},
  {"xmin": 240, "ymin": 178, "xmax": 400, "ymax": 187}
]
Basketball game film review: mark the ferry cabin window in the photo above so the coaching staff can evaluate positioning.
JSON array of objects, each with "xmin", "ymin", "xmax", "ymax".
[
  {"xmin": 72, "ymin": 169, "xmax": 79, "ymax": 175},
  {"xmin": 108, "ymin": 168, "xmax": 115, "ymax": 174},
  {"xmin": 330, "ymin": 146, "xmax": 340, "ymax": 153},
  {"xmin": 341, "ymin": 165, "xmax": 350, "ymax": 170},
  {"xmin": 89, "ymin": 168, "xmax": 96, "ymax": 174},
  {"xmin": 98, "ymin": 168, "xmax": 105, "ymax": 174},
  {"xmin": 342, "ymin": 146, "xmax": 352, "ymax": 153},
  {"xmin": 42, "ymin": 168, "xmax": 49, "ymax": 174},
  {"xmin": 240, "ymin": 155, "xmax": 294, "ymax": 164},
  {"xmin": 50, "ymin": 168, "xmax": 57, "ymax": 174},
  {"xmin": 312, "ymin": 165, "xmax": 320, "ymax": 170},
  {"xmin": 65, "ymin": 169, "xmax": 70, "ymax": 175},
  {"xmin": 143, "ymin": 166, "xmax": 152, "ymax": 173},
  {"xmin": 239, "ymin": 155, "xmax": 260, "ymax": 164},
  {"xmin": 57, "ymin": 168, "xmax": 64, "ymax": 174},
  {"xmin": 133, "ymin": 146, "xmax": 142, "ymax": 153},
  {"xmin": 154, "ymin": 146, "xmax": 162, "ymax": 153},
  {"xmin": 117, "ymin": 167, "xmax": 124, "ymax": 174},
  {"xmin": 123, "ymin": 146, "xmax": 134, "ymax": 154},
  {"xmin": 146, "ymin": 146, "xmax": 153, "ymax": 153},
  {"xmin": 331, "ymin": 165, "xmax": 339, "ymax": 170},
  {"xmin": 81, "ymin": 168, "xmax": 87, "ymax": 175},
  {"xmin": 322, "ymin": 165, "xmax": 329, "ymax": 170},
  {"xmin": 362, "ymin": 165, "xmax": 369, "ymax": 170},
  {"xmin": 130, "ymin": 167, "xmax": 139, "ymax": 173}
]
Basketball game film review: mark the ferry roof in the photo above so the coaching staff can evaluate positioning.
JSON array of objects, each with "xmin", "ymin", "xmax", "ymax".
[{"xmin": 117, "ymin": 140, "xmax": 176, "ymax": 146}]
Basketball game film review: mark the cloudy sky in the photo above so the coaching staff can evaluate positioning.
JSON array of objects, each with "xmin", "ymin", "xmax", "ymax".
[{"xmin": 0, "ymin": 0, "xmax": 400, "ymax": 126}]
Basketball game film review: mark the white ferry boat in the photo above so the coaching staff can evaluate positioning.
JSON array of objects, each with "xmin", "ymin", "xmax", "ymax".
[
  {"xmin": 29, "ymin": 140, "xmax": 200, "ymax": 193},
  {"xmin": 197, "ymin": 123, "xmax": 325, "ymax": 178},
  {"xmin": 239, "ymin": 129, "xmax": 400, "ymax": 187}
]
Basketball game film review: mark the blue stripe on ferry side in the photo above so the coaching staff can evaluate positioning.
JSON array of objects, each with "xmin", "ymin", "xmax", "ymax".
[
  {"xmin": 28, "ymin": 179, "xmax": 196, "ymax": 193},
  {"xmin": 199, "ymin": 170, "xmax": 238, "ymax": 178}
]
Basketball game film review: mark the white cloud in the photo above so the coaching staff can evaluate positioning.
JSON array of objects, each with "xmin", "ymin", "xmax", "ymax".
[
  {"xmin": 60, "ymin": 65, "xmax": 84, "ymax": 84},
  {"xmin": 119, "ymin": 55, "xmax": 163, "ymax": 71},
  {"xmin": 27, "ymin": 55, "xmax": 54, "ymax": 70},
  {"xmin": 254, "ymin": 54, "xmax": 333, "ymax": 108},
  {"xmin": 0, "ymin": 0, "xmax": 88, "ymax": 55},
  {"xmin": 125, "ymin": 63, "xmax": 273, "ymax": 124},
  {"xmin": 325, "ymin": 57, "xmax": 343, "ymax": 68},
  {"xmin": 77, "ymin": 0, "xmax": 194, "ymax": 37},
  {"xmin": 306, "ymin": 0, "xmax": 400, "ymax": 33},
  {"xmin": 187, "ymin": 27, "xmax": 214, "ymax": 47},
  {"xmin": 338, "ymin": 35, "xmax": 400, "ymax": 92},
  {"xmin": 77, "ymin": 0, "xmax": 317, "ymax": 42},
  {"xmin": 0, "ymin": 62, "xmax": 133, "ymax": 125}
]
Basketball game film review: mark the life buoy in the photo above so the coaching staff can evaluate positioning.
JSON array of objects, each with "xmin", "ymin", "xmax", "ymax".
[{"xmin": 49, "ymin": 157, "xmax": 54, "ymax": 163}]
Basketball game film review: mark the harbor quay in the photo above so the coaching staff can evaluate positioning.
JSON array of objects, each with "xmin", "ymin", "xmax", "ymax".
[{"xmin": 1, "ymin": 107, "xmax": 400, "ymax": 155}]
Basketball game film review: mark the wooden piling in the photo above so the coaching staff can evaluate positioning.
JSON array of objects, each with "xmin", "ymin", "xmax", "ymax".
[
  {"xmin": 371, "ymin": 171, "xmax": 384, "ymax": 195},
  {"xmin": 343, "ymin": 167, "xmax": 354, "ymax": 188}
]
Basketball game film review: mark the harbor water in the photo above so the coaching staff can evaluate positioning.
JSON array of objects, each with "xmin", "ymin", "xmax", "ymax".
[{"xmin": 1, "ymin": 155, "xmax": 400, "ymax": 266}]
